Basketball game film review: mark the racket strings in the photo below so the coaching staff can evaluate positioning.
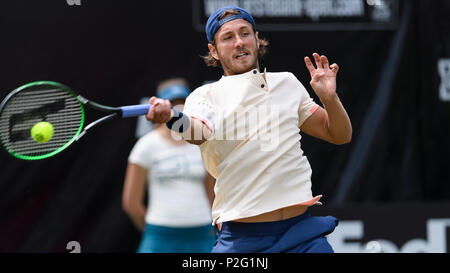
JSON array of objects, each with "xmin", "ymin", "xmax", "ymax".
[{"xmin": 0, "ymin": 86, "xmax": 83, "ymax": 158}]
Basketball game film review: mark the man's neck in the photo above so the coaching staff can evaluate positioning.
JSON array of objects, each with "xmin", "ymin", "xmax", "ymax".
[
  {"xmin": 223, "ymin": 66, "xmax": 266, "ymax": 81},
  {"xmin": 223, "ymin": 63, "xmax": 259, "ymax": 77}
]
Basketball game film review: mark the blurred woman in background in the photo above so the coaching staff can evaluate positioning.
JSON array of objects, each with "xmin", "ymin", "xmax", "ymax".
[{"xmin": 122, "ymin": 78, "xmax": 216, "ymax": 253}]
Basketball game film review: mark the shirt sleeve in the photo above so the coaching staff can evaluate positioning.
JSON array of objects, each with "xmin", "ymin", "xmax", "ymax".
[
  {"xmin": 128, "ymin": 134, "xmax": 152, "ymax": 170},
  {"xmin": 183, "ymin": 86, "xmax": 216, "ymax": 135},
  {"xmin": 293, "ymin": 75, "xmax": 319, "ymax": 127}
]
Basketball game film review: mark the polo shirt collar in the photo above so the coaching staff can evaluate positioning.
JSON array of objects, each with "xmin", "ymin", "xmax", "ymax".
[{"xmin": 221, "ymin": 67, "xmax": 266, "ymax": 80}]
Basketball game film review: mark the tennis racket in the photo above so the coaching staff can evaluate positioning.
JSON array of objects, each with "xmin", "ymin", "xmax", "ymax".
[{"xmin": 0, "ymin": 81, "xmax": 153, "ymax": 160}]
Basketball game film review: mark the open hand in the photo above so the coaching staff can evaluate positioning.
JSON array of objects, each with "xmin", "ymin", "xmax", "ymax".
[{"xmin": 304, "ymin": 53, "xmax": 339, "ymax": 100}]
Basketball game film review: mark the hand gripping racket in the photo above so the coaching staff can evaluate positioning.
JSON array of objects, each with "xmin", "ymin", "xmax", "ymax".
[{"xmin": 0, "ymin": 81, "xmax": 153, "ymax": 160}]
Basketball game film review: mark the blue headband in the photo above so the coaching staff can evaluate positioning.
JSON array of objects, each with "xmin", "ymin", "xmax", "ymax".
[
  {"xmin": 206, "ymin": 6, "xmax": 256, "ymax": 42},
  {"xmin": 157, "ymin": 84, "xmax": 190, "ymax": 101}
]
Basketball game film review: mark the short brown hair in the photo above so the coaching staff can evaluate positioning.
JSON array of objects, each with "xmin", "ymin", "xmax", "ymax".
[{"xmin": 202, "ymin": 9, "xmax": 269, "ymax": 68}]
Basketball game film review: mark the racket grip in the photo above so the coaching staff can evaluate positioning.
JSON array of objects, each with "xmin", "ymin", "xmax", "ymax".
[{"xmin": 120, "ymin": 104, "xmax": 152, "ymax": 117}]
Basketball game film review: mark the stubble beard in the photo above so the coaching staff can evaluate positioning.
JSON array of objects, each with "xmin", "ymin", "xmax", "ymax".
[{"xmin": 219, "ymin": 47, "xmax": 259, "ymax": 76}]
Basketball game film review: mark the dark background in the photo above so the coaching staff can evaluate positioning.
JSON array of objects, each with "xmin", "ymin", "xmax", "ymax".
[{"xmin": 0, "ymin": 0, "xmax": 449, "ymax": 252}]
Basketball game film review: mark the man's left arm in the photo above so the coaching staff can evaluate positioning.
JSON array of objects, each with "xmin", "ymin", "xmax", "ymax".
[{"xmin": 300, "ymin": 53, "xmax": 352, "ymax": 145}]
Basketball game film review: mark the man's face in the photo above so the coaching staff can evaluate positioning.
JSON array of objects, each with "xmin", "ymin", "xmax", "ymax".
[{"xmin": 208, "ymin": 19, "xmax": 260, "ymax": 76}]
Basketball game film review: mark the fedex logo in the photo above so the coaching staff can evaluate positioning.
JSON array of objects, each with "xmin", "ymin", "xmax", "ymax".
[{"xmin": 328, "ymin": 219, "xmax": 450, "ymax": 253}]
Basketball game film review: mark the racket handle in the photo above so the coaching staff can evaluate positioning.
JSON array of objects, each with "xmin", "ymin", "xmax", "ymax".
[{"xmin": 120, "ymin": 104, "xmax": 152, "ymax": 117}]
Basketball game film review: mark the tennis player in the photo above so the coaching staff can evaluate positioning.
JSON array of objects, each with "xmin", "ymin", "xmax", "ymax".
[
  {"xmin": 145, "ymin": 6, "xmax": 352, "ymax": 253},
  {"xmin": 122, "ymin": 78, "xmax": 216, "ymax": 253}
]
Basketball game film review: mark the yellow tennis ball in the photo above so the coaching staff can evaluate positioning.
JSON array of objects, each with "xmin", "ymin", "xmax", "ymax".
[{"xmin": 31, "ymin": 121, "xmax": 54, "ymax": 143}]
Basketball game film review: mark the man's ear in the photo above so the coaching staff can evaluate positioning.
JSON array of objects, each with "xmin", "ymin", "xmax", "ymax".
[{"xmin": 208, "ymin": 43, "xmax": 219, "ymax": 61}]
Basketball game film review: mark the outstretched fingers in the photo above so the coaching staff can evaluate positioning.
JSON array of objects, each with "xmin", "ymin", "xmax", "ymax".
[
  {"xmin": 321, "ymin": 55, "xmax": 329, "ymax": 69},
  {"xmin": 305, "ymin": 53, "xmax": 330, "ymax": 71},
  {"xmin": 304, "ymin": 56, "xmax": 316, "ymax": 74},
  {"xmin": 305, "ymin": 53, "xmax": 338, "ymax": 81},
  {"xmin": 312, "ymin": 52, "xmax": 322, "ymax": 69}
]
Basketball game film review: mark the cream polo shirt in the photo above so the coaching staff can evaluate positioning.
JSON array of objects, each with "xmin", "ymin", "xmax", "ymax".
[{"xmin": 183, "ymin": 69, "xmax": 322, "ymax": 225}]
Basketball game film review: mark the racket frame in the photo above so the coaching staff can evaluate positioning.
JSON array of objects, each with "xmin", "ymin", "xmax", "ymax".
[
  {"xmin": 0, "ymin": 81, "xmax": 86, "ymax": 160},
  {"xmin": 0, "ymin": 81, "xmax": 153, "ymax": 160}
]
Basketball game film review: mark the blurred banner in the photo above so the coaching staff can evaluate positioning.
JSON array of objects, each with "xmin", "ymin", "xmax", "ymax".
[{"xmin": 193, "ymin": 0, "xmax": 399, "ymax": 31}]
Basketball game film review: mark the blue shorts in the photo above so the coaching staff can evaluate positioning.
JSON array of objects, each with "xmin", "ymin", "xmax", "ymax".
[
  {"xmin": 137, "ymin": 223, "xmax": 217, "ymax": 253},
  {"xmin": 211, "ymin": 211, "xmax": 338, "ymax": 253}
]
